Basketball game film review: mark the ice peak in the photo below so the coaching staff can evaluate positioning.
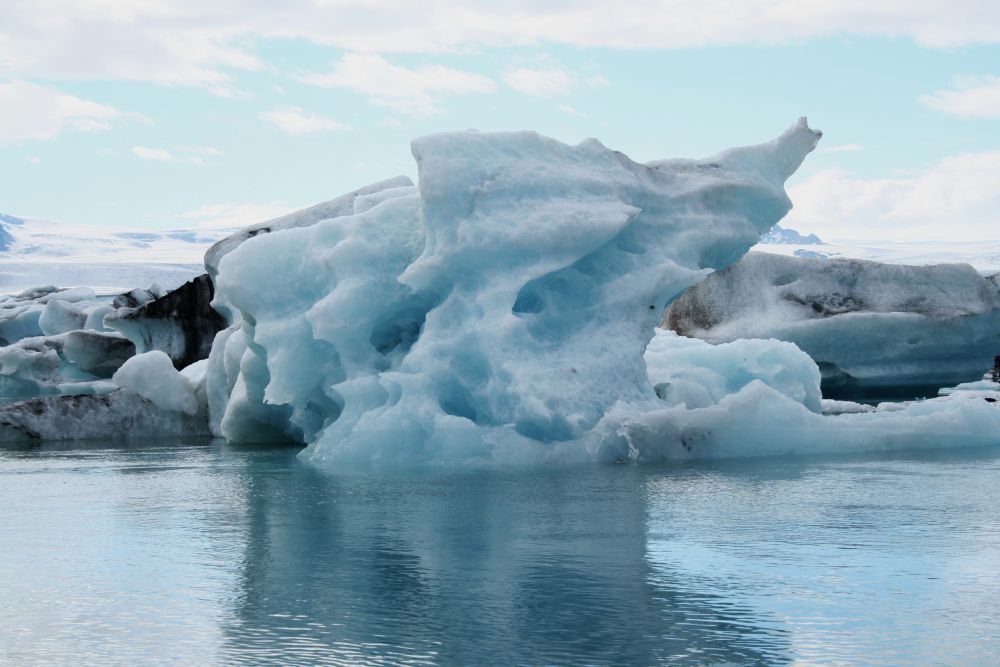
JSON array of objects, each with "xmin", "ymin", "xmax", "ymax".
[{"xmin": 210, "ymin": 124, "xmax": 821, "ymax": 464}]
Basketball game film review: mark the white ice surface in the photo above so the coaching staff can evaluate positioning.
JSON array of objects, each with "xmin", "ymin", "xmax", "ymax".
[
  {"xmin": 664, "ymin": 252, "xmax": 1000, "ymax": 391},
  {"xmin": 111, "ymin": 351, "xmax": 199, "ymax": 416},
  {"xmin": 210, "ymin": 119, "xmax": 824, "ymax": 464},
  {"xmin": 620, "ymin": 379, "xmax": 1000, "ymax": 461},
  {"xmin": 645, "ymin": 329, "xmax": 822, "ymax": 412}
]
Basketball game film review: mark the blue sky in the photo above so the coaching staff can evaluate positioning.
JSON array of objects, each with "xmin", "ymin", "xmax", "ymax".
[{"xmin": 1, "ymin": 1, "xmax": 999, "ymax": 240}]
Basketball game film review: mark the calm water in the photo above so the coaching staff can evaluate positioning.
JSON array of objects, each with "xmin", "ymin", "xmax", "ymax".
[{"xmin": 2, "ymin": 441, "xmax": 1000, "ymax": 666}]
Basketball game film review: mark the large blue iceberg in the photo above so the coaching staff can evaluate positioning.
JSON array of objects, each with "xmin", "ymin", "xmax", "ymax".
[
  {"xmin": 4, "ymin": 119, "xmax": 998, "ymax": 461},
  {"xmin": 198, "ymin": 119, "xmax": 1000, "ymax": 464},
  {"xmin": 207, "ymin": 121, "xmax": 827, "ymax": 463}
]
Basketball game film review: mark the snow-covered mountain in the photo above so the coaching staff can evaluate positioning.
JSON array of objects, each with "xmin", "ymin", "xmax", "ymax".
[
  {"xmin": 0, "ymin": 212, "xmax": 234, "ymax": 264},
  {"xmin": 758, "ymin": 223, "xmax": 823, "ymax": 245},
  {"xmin": 0, "ymin": 211, "xmax": 238, "ymax": 294},
  {"xmin": 753, "ymin": 239, "xmax": 1000, "ymax": 273}
]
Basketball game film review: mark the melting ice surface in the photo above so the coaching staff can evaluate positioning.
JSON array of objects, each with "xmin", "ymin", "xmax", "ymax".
[
  {"xmin": 211, "ymin": 121, "xmax": 820, "ymax": 463},
  {"xmin": 664, "ymin": 252, "xmax": 1000, "ymax": 397},
  {"xmin": 203, "ymin": 119, "xmax": 1000, "ymax": 466}
]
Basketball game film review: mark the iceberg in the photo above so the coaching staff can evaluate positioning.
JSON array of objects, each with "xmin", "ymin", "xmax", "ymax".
[
  {"xmin": 0, "ymin": 330, "xmax": 133, "ymax": 402},
  {"xmin": 620, "ymin": 375, "xmax": 1000, "ymax": 461},
  {"xmin": 0, "ymin": 283, "xmax": 167, "ymax": 348},
  {"xmin": 106, "ymin": 274, "xmax": 227, "ymax": 369},
  {"xmin": 0, "ymin": 278, "xmax": 220, "ymax": 435},
  {"xmin": 0, "ymin": 350, "xmax": 209, "ymax": 443},
  {"xmin": 630, "ymin": 330, "xmax": 1000, "ymax": 460},
  {"xmin": 0, "ymin": 285, "xmax": 110, "ymax": 346},
  {"xmin": 208, "ymin": 119, "xmax": 824, "ymax": 464},
  {"xmin": 645, "ymin": 329, "xmax": 823, "ymax": 413},
  {"xmin": 4, "ymin": 119, "xmax": 998, "ymax": 461},
  {"xmin": 663, "ymin": 252, "xmax": 1000, "ymax": 397},
  {"xmin": 0, "ymin": 387, "xmax": 209, "ymax": 443},
  {"xmin": 112, "ymin": 351, "xmax": 201, "ymax": 416}
]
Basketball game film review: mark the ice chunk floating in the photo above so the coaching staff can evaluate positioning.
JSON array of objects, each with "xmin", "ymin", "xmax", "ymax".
[
  {"xmin": 4, "ymin": 119, "xmax": 998, "ymax": 461},
  {"xmin": 201, "ymin": 119, "xmax": 1000, "ymax": 464},
  {"xmin": 205, "ymin": 119, "xmax": 825, "ymax": 464},
  {"xmin": 663, "ymin": 252, "xmax": 1000, "ymax": 397}
]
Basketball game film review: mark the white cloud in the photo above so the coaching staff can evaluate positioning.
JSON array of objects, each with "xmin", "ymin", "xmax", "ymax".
[
  {"xmin": 503, "ymin": 67, "xmax": 573, "ymax": 97},
  {"xmin": 132, "ymin": 145, "xmax": 222, "ymax": 163},
  {"xmin": 0, "ymin": 4, "xmax": 260, "ymax": 95},
  {"xmin": 558, "ymin": 104, "xmax": 588, "ymax": 118},
  {"xmin": 301, "ymin": 53, "xmax": 496, "ymax": 117},
  {"xmin": 27, "ymin": 156, "xmax": 41, "ymax": 164},
  {"xmin": 181, "ymin": 145, "xmax": 223, "ymax": 156},
  {"xmin": 176, "ymin": 201, "xmax": 298, "ymax": 229},
  {"xmin": 131, "ymin": 146, "xmax": 177, "ymax": 162},
  {"xmin": 921, "ymin": 75, "xmax": 1000, "ymax": 118},
  {"xmin": 0, "ymin": 81, "xmax": 141, "ymax": 143},
  {"xmin": 784, "ymin": 151, "xmax": 1000, "ymax": 241},
  {"xmin": 817, "ymin": 143, "xmax": 864, "ymax": 153},
  {"xmin": 258, "ymin": 107, "xmax": 346, "ymax": 134},
  {"xmin": 2, "ymin": 2, "xmax": 999, "ymax": 96}
]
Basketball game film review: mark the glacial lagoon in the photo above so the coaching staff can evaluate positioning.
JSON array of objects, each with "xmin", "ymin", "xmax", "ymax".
[{"xmin": 3, "ymin": 440, "xmax": 1000, "ymax": 665}]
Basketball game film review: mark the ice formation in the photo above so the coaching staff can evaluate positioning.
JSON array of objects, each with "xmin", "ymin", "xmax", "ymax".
[
  {"xmin": 112, "ymin": 351, "xmax": 200, "ymax": 415},
  {"xmin": 0, "ymin": 286, "xmax": 110, "ymax": 346},
  {"xmin": 0, "ymin": 277, "xmax": 221, "ymax": 440},
  {"xmin": 0, "ymin": 348, "xmax": 209, "ymax": 443},
  {"xmin": 3, "ymin": 119, "xmax": 999, "ymax": 460},
  {"xmin": 0, "ymin": 330, "xmax": 133, "ymax": 402},
  {"xmin": 664, "ymin": 252, "xmax": 1000, "ymax": 396},
  {"xmin": 202, "ymin": 119, "xmax": 823, "ymax": 463},
  {"xmin": 0, "ymin": 389, "xmax": 208, "ymax": 443},
  {"xmin": 0, "ymin": 283, "xmax": 171, "ymax": 404},
  {"xmin": 204, "ymin": 175, "xmax": 412, "ymax": 280},
  {"xmin": 645, "ymin": 330, "xmax": 822, "ymax": 413},
  {"xmin": 106, "ymin": 274, "xmax": 226, "ymax": 369},
  {"xmin": 620, "ymin": 372, "xmax": 1000, "ymax": 461}
]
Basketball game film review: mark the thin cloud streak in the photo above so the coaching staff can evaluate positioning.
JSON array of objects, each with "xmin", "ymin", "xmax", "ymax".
[{"xmin": 921, "ymin": 75, "xmax": 1000, "ymax": 118}]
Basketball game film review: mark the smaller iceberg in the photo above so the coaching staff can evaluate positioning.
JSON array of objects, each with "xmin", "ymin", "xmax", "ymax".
[
  {"xmin": 204, "ymin": 118, "xmax": 825, "ymax": 465},
  {"xmin": 627, "ymin": 329, "xmax": 1000, "ymax": 461},
  {"xmin": 0, "ymin": 350, "xmax": 208, "ymax": 443},
  {"xmin": 0, "ymin": 278, "xmax": 218, "ymax": 442},
  {"xmin": 664, "ymin": 252, "xmax": 1000, "ymax": 397}
]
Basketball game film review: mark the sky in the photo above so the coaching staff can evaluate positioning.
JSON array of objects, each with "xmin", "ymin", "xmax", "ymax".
[{"xmin": 1, "ymin": 1, "xmax": 999, "ymax": 241}]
